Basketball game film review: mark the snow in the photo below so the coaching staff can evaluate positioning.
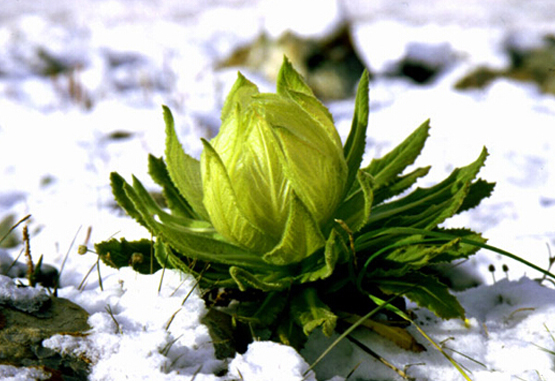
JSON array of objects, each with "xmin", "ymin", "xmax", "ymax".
[
  {"xmin": 0, "ymin": 275, "xmax": 49, "ymax": 313},
  {"xmin": 44, "ymin": 268, "xmax": 223, "ymax": 381},
  {"xmin": 1, "ymin": 0, "xmax": 555, "ymax": 380},
  {"xmin": 228, "ymin": 341, "xmax": 319, "ymax": 381}
]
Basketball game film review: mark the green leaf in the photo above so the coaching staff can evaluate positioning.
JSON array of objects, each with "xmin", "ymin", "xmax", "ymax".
[
  {"xmin": 263, "ymin": 195, "xmax": 325, "ymax": 265},
  {"xmin": 292, "ymin": 227, "xmax": 351, "ymax": 286},
  {"xmin": 276, "ymin": 58, "xmax": 340, "ymax": 158},
  {"xmin": 426, "ymin": 228, "xmax": 487, "ymax": 263},
  {"xmin": 229, "ymin": 266, "xmax": 292, "ymax": 291},
  {"xmin": 158, "ymin": 241, "xmax": 237, "ymax": 288},
  {"xmin": 343, "ymin": 70, "xmax": 370, "ymax": 194},
  {"xmin": 363, "ymin": 147, "xmax": 489, "ymax": 231},
  {"xmin": 372, "ymin": 166, "xmax": 430, "ymax": 205},
  {"xmin": 148, "ymin": 155, "xmax": 197, "ymax": 218},
  {"xmin": 164, "ymin": 105, "xmax": 209, "ymax": 220},
  {"xmin": 458, "ymin": 178, "xmax": 495, "ymax": 213},
  {"xmin": 129, "ymin": 174, "xmax": 212, "ymax": 232},
  {"xmin": 265, "ymin": 104, "xmax": 347, "ymax": 225},
  {"xmin": 291, "ymin": 287, "xmax": 337, "ymax": 336},
  {"xmin": 94, "ymin": 238, "xmax": 161, "ymax": 274},
  {"xmin": 377, "ymin": 273, "xmax": 465, "ymax": 320},
  {"xmin": 276, "ymin": 56, "xmax": 315, "ymax": 97},
  {"xmin": 280, "ymin": 90, "xmax": 340, "ymax": 155},
  {"xmin": 334, "ymin": 169, "xmax": 374, "ymax": 233},
  {"xmin": 364, "ymin": 119, "xmax": 430, "ymax": 190},
  {"xmin": 120, "ymin": 173, "xmax": 274, "ymax": 272},
  {"xmin": 220, "ymin": 72, "xmax": 259, "ymax": 121},
  {"xmin": 201, "ymin": 138, "xmax": 276, "ymax": 253},
  {"xmin": 368, "ymin": 237, "xmax": 464, "ymax": 278},
  {"xmin": 110, "ymin": 172, "xmax": 148, "ymax": 229}
]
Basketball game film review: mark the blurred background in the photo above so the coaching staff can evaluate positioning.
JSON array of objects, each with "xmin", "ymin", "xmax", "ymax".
[{"xmin": 1, "ymin": 0, "xmax": 555, "ymax": 287}]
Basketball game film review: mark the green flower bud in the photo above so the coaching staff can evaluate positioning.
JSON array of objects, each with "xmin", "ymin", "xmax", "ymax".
[{"xmin": 200, "ymin": 58, "xmax": 348, "ymax": 265}]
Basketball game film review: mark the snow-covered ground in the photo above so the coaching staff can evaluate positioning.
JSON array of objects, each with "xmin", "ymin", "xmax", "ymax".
[{"xmin": 1, "ymin": 1, "xmax": 555, "ymax": 380}]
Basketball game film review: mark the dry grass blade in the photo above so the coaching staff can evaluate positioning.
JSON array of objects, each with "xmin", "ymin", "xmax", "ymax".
[
  {"xmin": 342, "ymin": 313, "xmax": 425, "ymax": 353},
  {"xmin": 410, "ymin": 317, "xmax": 472, "ymax": 381},
  {"xmin": 2, "ymin": 248, "xmax": 23, "ymax": 277},
  {"xmin": 22, "ymin": 224, "xmax": 35, "ymax": 286},
  {"xmin": 303, "ymin": 293, "xmax": 402, "ymax": 377},
  {"xmin": 346, "ymin": 334, "xmax": 412, "ymax": 380},
  {"xmin": 369, "ymin": 294, "xmax": 473, "ymax": 381},
  {"xmin": 78, "ymin": 255, "xmax": 103, "ymax": 291},
  {"xmin": 56, "ymin": 225, "xmax": 83, "ymax": 295},
  {"xmin": 105, "ymin": 304, "xmax": 122, "ymax": 334},
  {"xmin": 0, "ymin": 214, "xmax": 30, "ymax": 247},
  {"xmin": 182, "ymin": 263, "xmax": 210, "ymax": 306}
]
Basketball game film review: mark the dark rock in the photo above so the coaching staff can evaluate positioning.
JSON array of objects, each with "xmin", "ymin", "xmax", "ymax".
[
  {"xmin": 218, "ymin": 24, "xmax": 369, "ymax": 100},
  {"xmin": 0, "ymin": 294, "xmax": 91, "ymax": 379},
  {"xmin": 0, "ymin": 251, "xmax": 59, "ymax": 288}
]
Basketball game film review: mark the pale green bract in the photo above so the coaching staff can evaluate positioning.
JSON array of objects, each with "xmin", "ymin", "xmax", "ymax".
[{"xmin": 201, "ymin": 65, "xmax": 347, "ymax": 264}]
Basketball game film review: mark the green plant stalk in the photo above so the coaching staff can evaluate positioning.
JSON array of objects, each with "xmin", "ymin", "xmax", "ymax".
[{"xmin": 360, "ymin": 227, "xmax": 555, "ymax": 281}]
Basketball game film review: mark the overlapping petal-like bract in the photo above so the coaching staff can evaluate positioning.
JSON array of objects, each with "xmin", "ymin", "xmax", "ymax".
[{"xmin": 201, "ymin": 59, "xmax": 349, "ymax": 265}]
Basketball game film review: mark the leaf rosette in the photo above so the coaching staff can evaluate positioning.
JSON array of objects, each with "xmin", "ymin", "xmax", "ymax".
[{"xmin": 96, "ymin": 57, "xmax": 499, "ymax": 349}]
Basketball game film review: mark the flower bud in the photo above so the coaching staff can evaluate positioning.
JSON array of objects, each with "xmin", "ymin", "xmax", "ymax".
[{"xmin": 201, "ymin": 58, "xmax": 348, "ymax": 264}]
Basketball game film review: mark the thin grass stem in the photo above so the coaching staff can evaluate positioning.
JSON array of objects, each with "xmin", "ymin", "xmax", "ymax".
[
  {"xmin": 56, "ymin": 225, "xmax": 82, "ymax": 294},
  {"xmin": 303, "ymin": 293, "xmax": 402, "ymax": 377},
  {"xmin": 0, "ymin": 214, "xmax": 30, "ymax": 247}
]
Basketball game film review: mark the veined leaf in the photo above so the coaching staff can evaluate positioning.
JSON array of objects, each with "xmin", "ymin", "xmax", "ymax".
[
  {"xmin": 110, "ymin": 172, "xmax": 148, "ymax": 229},
  {"xmin": 457, "ymin": 178, "xmax": 495, "ymax": 213},
  {"xmin": 164, "ymin": 105, "xmax": 209, "ymax": 221},
  {"xmin": 291, "ymin": 287, "xmax": 337, "ymax": 336},
  {"xmin": 334, "ymin": 169, "xmax": 374, "ymax": 233},
  {"xmin": 229, "ymin": 266, "xmax": 292, "ymax": 291},
  {"xmin": 94, "ymin": 238, "xmax": 160, "ymax": 274},
  {"xmin": 201, "ymin": 138, "xmax": 277, "ymax": 253},
  {"xmin": 220, "ymin": 71, "xmax": 259, "ymax": 122},
  {"xmin": 377, "ymin": 273, "xmax": 465, "ymax": 320},
  {"xmin": 276, "ymin": 58, "xmax": 339, "ymax": 150},
  {"xmin": 372, "ymin": 166, "xmax": 430, "ymax": 205},
  {"xmin": 363, "ymin": 147, "xmax": 488, "ymax": 231},
  {"xmin": 367, "ymin": 237, "xmax": 464, "ymax": 278},
  {"xmin": 295, "ymin": 227, "xmax": 350, "ymax": 284},
  {"xmin": 119, "ymin": 174, "xmax": 274, "ymax": 272},
  {"xmin": 148, "ymin": 155, "xmax": 197, "ymax": 218},
  {"xmin": 260, "ymin": 96, "xmax": 347, "ymax": 226},
  {"xmin": 277, "ymin": 56, "xmax": 315, "ymax": 97},
  {"xmin": 364, "ymin": 119, "xmax": 430, "ymax": 190},
  {"xmin": 343, "ymin": 70, "xmax": 370, "ymax": 194},
  {"xmin": 263, "ymin": 195, "xmax": 326, "ymax": 266}
]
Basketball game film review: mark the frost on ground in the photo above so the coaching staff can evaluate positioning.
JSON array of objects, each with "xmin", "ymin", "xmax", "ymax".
[{"xmin": 1, "ymin": 0, "xmax": 555, "ymax": 380}]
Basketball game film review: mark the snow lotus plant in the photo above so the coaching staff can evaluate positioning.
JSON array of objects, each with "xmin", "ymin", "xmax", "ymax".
[{"xmin": 96, "ymin": 58, "xmax": 497, "ymax": 349}]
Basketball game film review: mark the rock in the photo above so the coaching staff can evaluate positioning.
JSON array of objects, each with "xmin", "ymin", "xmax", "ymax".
[
  {"xmin": 218, "ymin": 24, "xmax": 368, "ymax": 100},
  {"xmin": 0, "ymin": 250, "xmax": 59, "ymax": 288},
  {"xmin": 0, "ymin": 276, "xmax": 91, "ymax": 379},
  {"xmin": 455, "ymin": 33, "xmax": 555, "ymax": 95}
]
